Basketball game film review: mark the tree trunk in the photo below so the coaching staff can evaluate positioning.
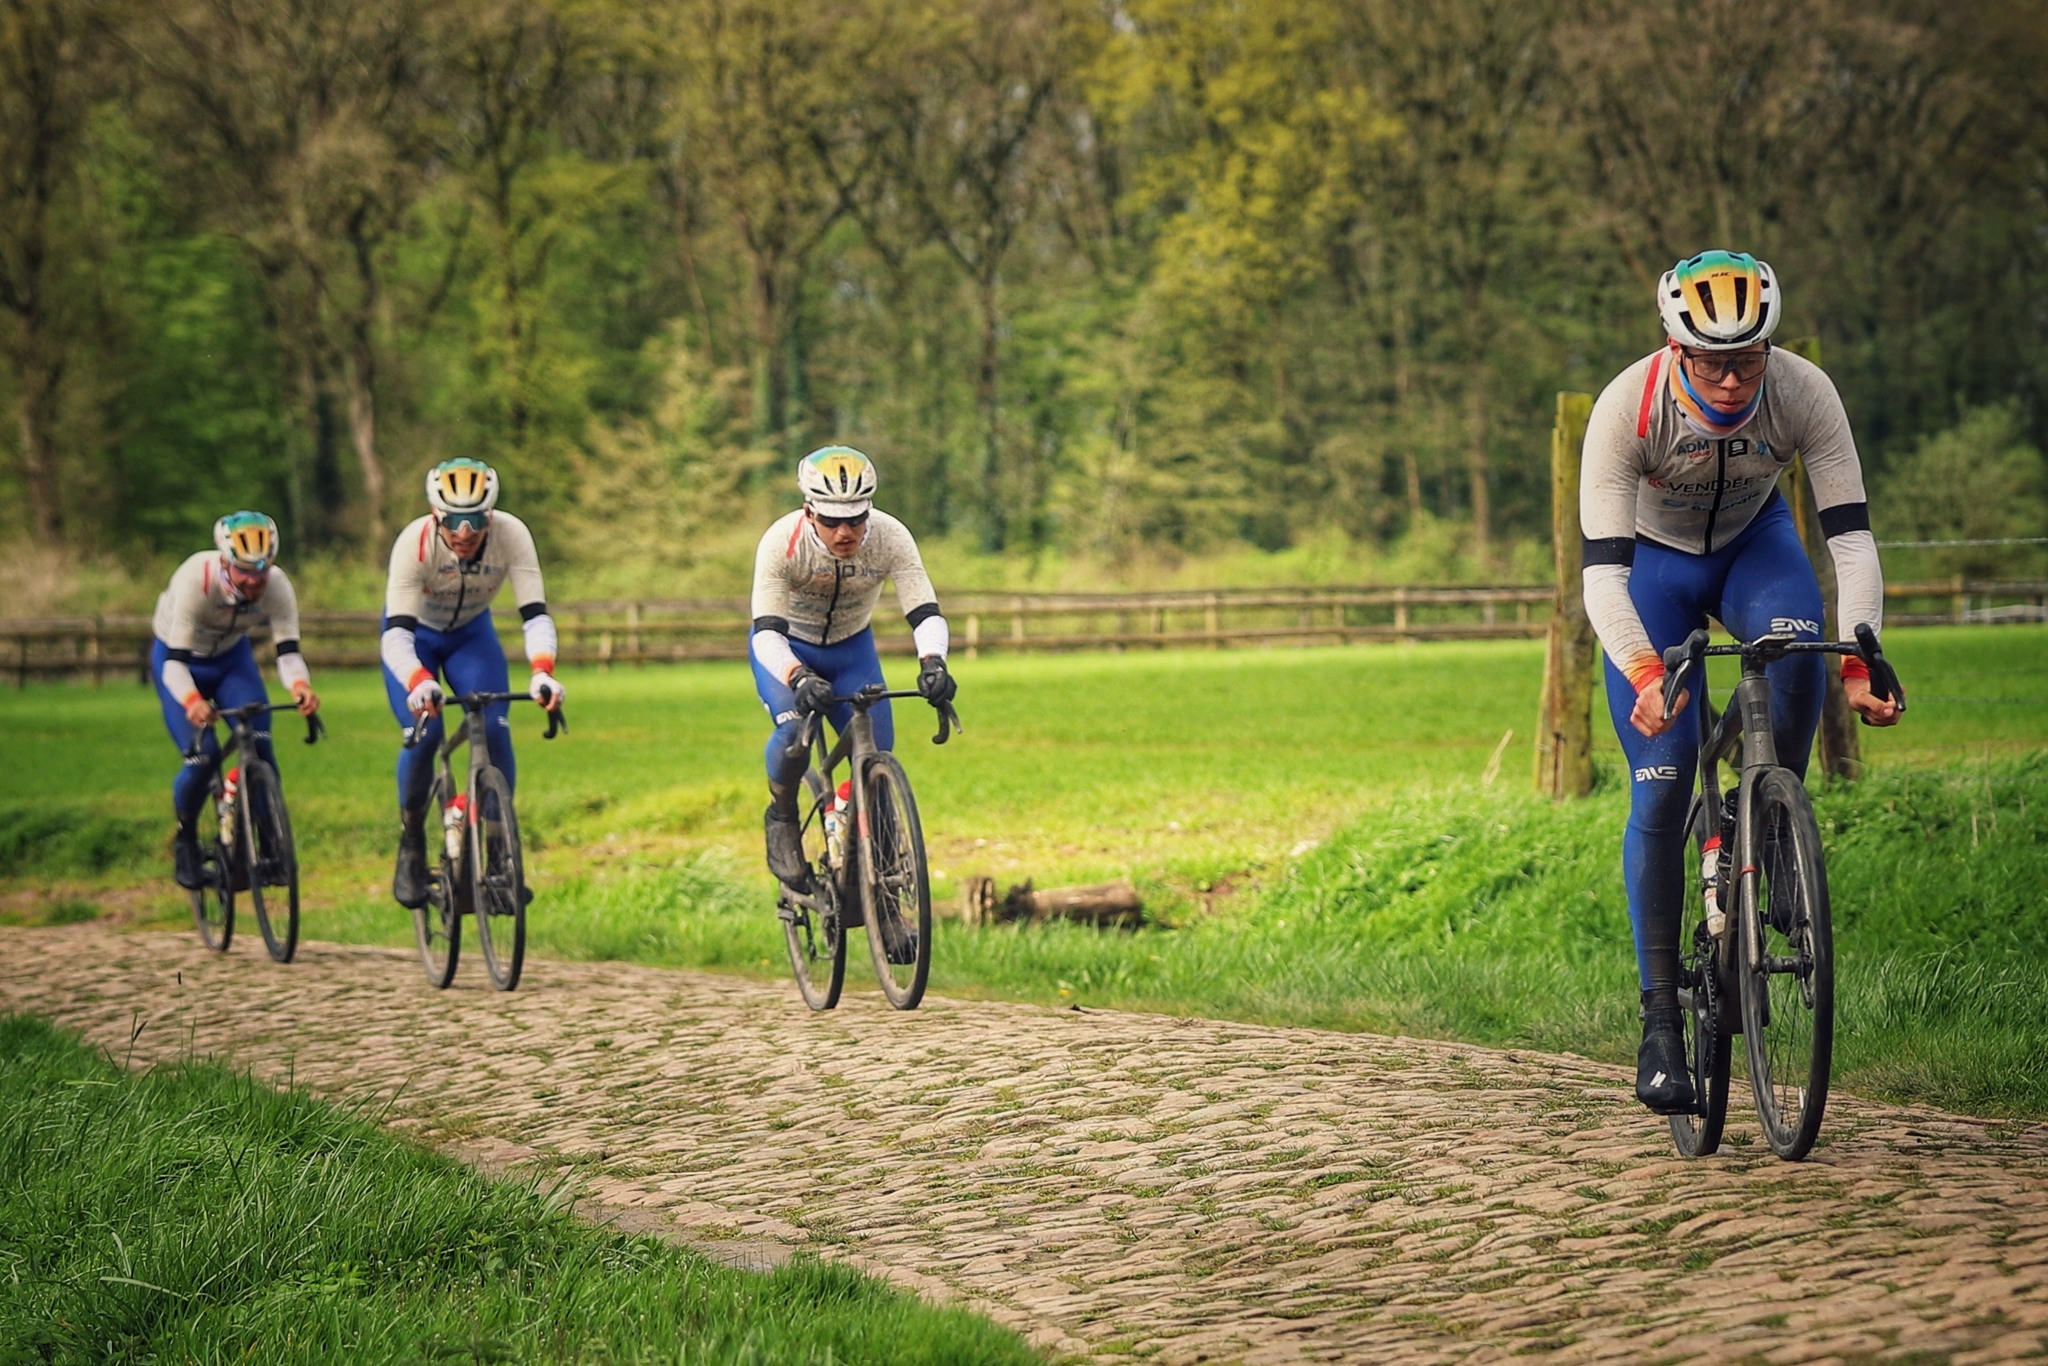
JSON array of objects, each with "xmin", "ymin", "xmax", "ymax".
[
  {"xmin": 11, "ymin": 337, "xmax": 64, "ymax": 540},
  {"xmin": 974, "ymin": 270, "xmax": 1004, "ymax": 551},
  {"xmin": 749, "ymin": 253, "xmax": 778, "ymax": 444},
  {"xmin": 344, "ymin": 335, "xmax": 385, "ymax": 553},
  {"xmin": 1463, "ymin": 279, "xmax": 1492, "ymax": 566},
  {"xmin": 1779, "ymin": 338, "xmax": 1860, "ymax": 780},
  {"xmin": 1537, "ymin": 391, "xmax": 1596, "ymax": 798}
]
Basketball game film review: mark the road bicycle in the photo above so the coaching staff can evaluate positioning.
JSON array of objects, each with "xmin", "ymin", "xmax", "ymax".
[
  {"xmin": 404, "ymin": 690, "xmax": 565, "ymax": 991},
  {"xmin": 777, "ymin": 686, "xmax": 961, "ymax": 1011},
  {"xmin": 1662, "ymin": 623, "xmax": 1904, "ymax": 1161},
  {"xmin": 184, "ymin": 701, "xmax": 325, "ymax": 962}
]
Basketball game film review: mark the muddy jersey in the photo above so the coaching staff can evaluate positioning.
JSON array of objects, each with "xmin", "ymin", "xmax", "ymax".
[
  {"xmin": 383, "ymin": 513, "xmax": 545, "ymax": 632},
  {"xmin": 1580, "ymin": 347, "xmax": 1883, "ymax": 685},
  {"xmin": 750, "ymin": 509, "xmax": 939, "ymax": 647}
]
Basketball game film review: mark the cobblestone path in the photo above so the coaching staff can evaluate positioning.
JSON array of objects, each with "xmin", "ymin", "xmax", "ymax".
[{"xmin": 4, "ymin": 925, "xmax": 2045, "ymax": 1364}]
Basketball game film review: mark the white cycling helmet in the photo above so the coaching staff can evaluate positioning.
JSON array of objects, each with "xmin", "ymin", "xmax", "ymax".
[
  {"xmin": 214, "ymin": 510, "xmax": 278, "ymax": 571},
  {"xmin": 1657, "ymin": 250, "xmax": 1780, "ymax": 350},
  {"xmin": 426, "ymin": 457, "xmax": 499, "ymax": 520},
  {"xmin": 797, "ymin": 445, "xmax": 877, "ymax": 516}
]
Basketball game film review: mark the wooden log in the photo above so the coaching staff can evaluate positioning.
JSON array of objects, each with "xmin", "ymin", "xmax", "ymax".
[
  {"xmin": 1536, "ymin": 390, "xmax": 1597, "ymax": 799},
  {"xmin": 959, "ymin": 876, "xmax": 1144, "ymax": 928}
]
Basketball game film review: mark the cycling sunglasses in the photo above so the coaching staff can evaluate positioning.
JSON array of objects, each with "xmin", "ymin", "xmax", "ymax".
[
  {"xmin": 1682, "ymin": 343, "xmax": 1770, "ymax": 384},
  {"xmin": 812, "ymin": 510, "xmax": 870, "ymax": 530},
  {"xmin": 439, "ymin": 510, "xmax": 490, "ymax": 533}
]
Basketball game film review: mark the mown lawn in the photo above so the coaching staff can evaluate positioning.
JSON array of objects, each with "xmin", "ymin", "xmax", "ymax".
[
  {"xmin": 0, "ymin": 1014, "xmax": 1039, "ymax": 1364},
  {"xmin": 4, "ymin": 626, "xmax": 2044, "ymax": 1116}
]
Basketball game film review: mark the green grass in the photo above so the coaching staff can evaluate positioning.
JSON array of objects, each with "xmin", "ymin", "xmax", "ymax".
[
  {"xmin": 3, "ymin": 626, "xmax": 2043, "ymax": 1115},
  {"xmin": 0, "ymin": 1014, "xmax": 1039, "ymax": 1364}
]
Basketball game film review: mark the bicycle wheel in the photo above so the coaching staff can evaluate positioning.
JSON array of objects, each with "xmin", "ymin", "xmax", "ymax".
[
  {"xmin": 1670, "ymin": 795, "xmax": 1733, "ymax": 1157},
  {"xmin": 859, "ymin": 753, "xmax": 932, "ymax": 1010},
  {"xmin": 781, "ymin": 769, "xmax": 847, "ymax": 1011},
  {"xmin": 239, "ymin": 759, "xmax": 299, "ymax": 964},
  {"xmin": 469, "ymin": 767, "xmax": 525, "ymax": 992},
  {"xmin": 1739, "ymin": 767, "xmax": 1834, "ymax": 1161},
  {"xmin": 415, "ymin": 773, "xmax": 461, "ymax": 988},
  {"xmin": 190, "ymin": 829, "xmax": 234, "ymax": 953}
]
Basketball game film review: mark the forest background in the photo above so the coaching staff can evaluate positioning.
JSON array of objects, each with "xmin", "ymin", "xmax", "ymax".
[{"xmin": 3, "ymin": 0, "xmax": 2046, "ymax": 612}]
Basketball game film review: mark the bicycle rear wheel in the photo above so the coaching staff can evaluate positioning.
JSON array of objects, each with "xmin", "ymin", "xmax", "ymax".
[
  {"xmin": 415, "ymin": 773, "xmax": 461, "ymax": 988},
  {"xmin": 1670, "ymin": 795, "xmax": 1732, "ymax": 1157},
  {"xmin": 1739, "ymin": 767, "xmax": 1834, "ymax": 1161},
  {"xmin": 781, "ymin": 770, "xmax": 847, "ymax": 1011},
  {"xmin": 859, "ymin": 754, "xmax": 931, "ymax": 1010},
  {"xmin": 190, "ymin": 832, "xmax": 234, "ymax": 953},
  {"xmin": 239, "ymin": 759, "xmax": 299, "ymax": 963},
  {"xmin": 469, "ymin": 767, "xmax": 525, "ymax": 992}
]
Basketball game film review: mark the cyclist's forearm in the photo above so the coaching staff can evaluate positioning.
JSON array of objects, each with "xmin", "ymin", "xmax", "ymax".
[
  {"xmin": 907, "ymin": 604, "xmax": 948, "ymax": 660},
  {"xmin": 1583, "ymin": 554, "xmax": 1663, "ymax": 688},
  {"xmin": 519, "ymin": 603, "xmax": 557, "ymax": 672},
  {"xmin": 381, "ymin": 620, "xmax": 428, "ymax": 685},
  {"xmin": 275, "ymin": 642, "xmax": 311, "ymax": 693},
  {"xmin": 750, "ymin": 621, "xmax": 803, "ymax": 683},
  {"xmin": 161, "ymin": 653, "xmax": 200, "ymax": 708},
  {"xmin": 1824, "ymin": 526, "xmax": 1884, "ymax": 678}
]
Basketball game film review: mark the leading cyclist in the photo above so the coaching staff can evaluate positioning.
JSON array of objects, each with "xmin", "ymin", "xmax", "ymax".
[
  {"xmin": 152, "ymin": 512, "xmax": 320, "ymax": 889},
  {"xmin": 1580, "ymin": 250, "xmax": 1902, "ymax": 1115},
  {"xmin": 750, "ymin": 446, "xmax": 957, "ymax": 887},
  {"xmin": 381, "ymin": 458, "xmax": 563, "ymax": 909}
]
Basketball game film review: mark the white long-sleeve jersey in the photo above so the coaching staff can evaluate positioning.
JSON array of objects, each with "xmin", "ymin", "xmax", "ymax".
[
  {"xmin": 379, "ymin": 513, "xmax": 557, "ymax": 686},
  {"xmin": 151, "ymin": 551, "xmax": 310, "ymax": 702},
  {"xmin": 748, "ymin": 508, "xmax": 947, "ymax": 682}
]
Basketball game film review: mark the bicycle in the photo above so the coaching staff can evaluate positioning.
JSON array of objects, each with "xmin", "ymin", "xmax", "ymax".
[
  {"xmin": 403, "ymin": 690, "xmax": 566, "ymax": 992},
  {"xmin": 183, "ymin": 701, "xmax": 325, "ymax": 962},
  {"xmin": 776, "ymin": 686, "xmax": 961, "ymax": 1011},
  {"xmin": 1661, "ymin": 623, "xmax": 1904, "ymax": 1161}
]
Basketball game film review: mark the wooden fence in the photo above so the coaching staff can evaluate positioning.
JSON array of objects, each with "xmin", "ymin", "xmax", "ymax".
[{"xmin": 4, "ymin": 578, "xmax": 2041, "ymax": 685}]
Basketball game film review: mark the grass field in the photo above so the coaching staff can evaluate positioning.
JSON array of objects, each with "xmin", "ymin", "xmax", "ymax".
[
  {"xmin": 4, "ymin": 626, "xmax": 2044, "ymax": 1115},
  {"xmin": 0, "ymin": 1014, "xmax": 1038, "ymax": 1363}
]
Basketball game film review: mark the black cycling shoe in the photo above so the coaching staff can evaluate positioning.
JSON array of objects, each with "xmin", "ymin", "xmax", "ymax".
[
  {"xmin": 765, "ymin": 805, "xmax": 810, "ymax": 889},
  {"xmin": 173, "ymin": 828, "xmax": 205, "ymax": 890},
  {"xmin": 393, "ymin": 812, "xmax": 430, "ymax": 910},
  {"xmin": 1636, "ymin": 1006, "xmax": 1697, "ymax": 1115}
]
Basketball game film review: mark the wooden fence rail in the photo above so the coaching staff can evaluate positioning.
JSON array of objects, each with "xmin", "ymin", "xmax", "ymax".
[{"xmin": 3, "ymin": 579, "xmax": 2043, "ymax": 685}]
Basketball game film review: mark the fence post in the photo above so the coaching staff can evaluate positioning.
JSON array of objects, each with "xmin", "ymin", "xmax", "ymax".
[
  {"xmin": 1011, "ymin": 596, "xmax": 1026, "ymax": 645},
  {"xmin": 1536, "ymin": 391, "xmax": 1596, "ymax": 798},
  {"xmin": 965, "ymin": 613, "xmax": 981, "ymax": 660},
  {"xmin": 1779, "ymin": 337, "xmax": 1861, "ymax": 780},
  {"xmin": 1392, "ymin": 588, "xmax": 1410, "ymax": 641},
  {"xmin": 627, "ymin": 601, "xmax": 642, "ymax": 664},
  {"xmin": 1953, "ymin": 573, "xmax": 1967, "ymax": 624}
]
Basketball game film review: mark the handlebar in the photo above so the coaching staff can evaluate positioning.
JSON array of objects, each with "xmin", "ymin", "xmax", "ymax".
[
  {"xmin": 1659, "ymin": 625, "xmax": 1906, "ymax": 721},
  {"xmin": 181, "ymin": 701, "xmax": 324, "ymax": 759},
  {"xmin": 786, "ymin": 685, "xmax": 965, "ymax": 765},
  {"xmin": 401, "ymin": 689, "xmax": 567, "ymax": 749}
]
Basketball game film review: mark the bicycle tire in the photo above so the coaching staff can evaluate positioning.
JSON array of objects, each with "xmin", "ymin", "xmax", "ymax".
[
  {"xmin": 1739, "ymin": 767, "xmax": 1834, "ymax": 1160},
  {"xmin": 470, "ymin": 766, "xmax": 525, "ymax": 992},
  {"xmin": 190, "ymin": 832, "xmax": 234, "ymax": 953},
  {"xmin": 782, "ymin": 770, "xmax": 847, "ymax": 1011},
  {"xmin": 239, "ymin": 759, "xmax": 299, "ymax": 964},
  {"xmin": 415, "ymin": 773, "xmax": 461, "ymax": 988},
  {"xmin": 859, "ymin": 753, "xmax": 932, "ymax": 1010},
  {"xmin": 1670, "ymin": 795, "xmax": 1732, "ymax": 1157}
]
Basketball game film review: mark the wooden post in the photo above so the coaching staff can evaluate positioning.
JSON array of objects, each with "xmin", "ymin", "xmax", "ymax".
[
  {"xmin": 965, "ymin": 613, "xmax": 980, "ymax": 660},
  {"xmin": 1011, "ymin": 596, "xmax": 1025, "ymax": 644},
  {"xmin": 1780, "ymin": 336, "xmax": 1860, "ymax": 781},
  {"xmin": 627, "ymin": 601, "xmax": 642, "ymax": 664},
  {"xmin": 1536, "ymin": 391, "xmax": 1596, "ymax": 798},
  {"xmin": 1393, "ymin": 587, "xmax": 1410, "ymax": 641},
  {"xmin": 1204, "ymin": 592, "xmax": 1220, "ymax": 646}
]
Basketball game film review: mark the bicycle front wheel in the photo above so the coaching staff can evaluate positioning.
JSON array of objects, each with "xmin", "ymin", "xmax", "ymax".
[
  {"xmin": 415, "ymin": 774, "xmax": 461, "ymax": 988},
  {"xmin": 239, "ymin": 759, "xmax": 299, "ymax": 963},
  {"xmin": 191, "ymin": 835, "xmax": 234, "ymax": 953},
  {"xmin": 1739, "ymin": 767, "xmax": 1834, "ymax": 1161},
  {"xmin": 1671, "ymin": 795, "xmax": 1732, "ymax": 1158},
  {"xmin": 859, "ymin": 753, "xmax": 932, "ymax": 1010},
  {"xmin": 469, "ymin": 767, "xmax": 526, "ymax": 992}
]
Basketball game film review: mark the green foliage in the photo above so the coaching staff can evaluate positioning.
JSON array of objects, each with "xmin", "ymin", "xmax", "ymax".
[
  {"xmin": 1872, "ymin": 404, "xmax": 2048, "ymax": 579},
  {"xmin": 0, "ymin": 1013, "xmax": 1040, "ymax": 1363}
]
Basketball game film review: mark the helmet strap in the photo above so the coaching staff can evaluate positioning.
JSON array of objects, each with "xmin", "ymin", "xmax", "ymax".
[{"xmin": 1671, "ymin": 346, "xmax": 1764, "ymax": 435}]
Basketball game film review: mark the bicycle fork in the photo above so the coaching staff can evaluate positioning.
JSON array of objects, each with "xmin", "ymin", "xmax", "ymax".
[{"xmin": 1730, "ymin": 668, "xmax": 1779, "ymax": 983}]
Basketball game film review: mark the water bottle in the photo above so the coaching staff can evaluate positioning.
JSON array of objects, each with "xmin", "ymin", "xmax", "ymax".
[
  {"xmin": 1700, "ymin": 833, "xmax": 1725, "ymax": 938},
  {"xmin": 443, "ymin": 794, "xmax": 468, "ymax": 862},
  {"xmin": 218, "ymin": 768, "xmax": 240, "ymax": 848},
  {"xmin": 822, "ymin": 779, "xmax": 852, "ymax": 871}
]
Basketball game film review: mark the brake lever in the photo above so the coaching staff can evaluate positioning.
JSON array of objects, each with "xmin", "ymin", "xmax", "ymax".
[
  {"xmin": 1853, "ymin": 623, "xmax": 1906, "ymax": 713},
  {"xmin": 304, "ymin": 712, "xmax": 326, "ymax": 745},
  {"xmin": 1660, "ymin": 628, "xmax": 1709, "ymax": 721},
  {"xmin": 544, "ymin": 704, "xmax": 567, "ymax": 739},
  {"xmin": 932, "ymin": 700, "xmax": 962, "ymax": 745}
]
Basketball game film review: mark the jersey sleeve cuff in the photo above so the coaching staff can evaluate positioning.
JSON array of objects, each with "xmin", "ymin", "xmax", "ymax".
[
  {"xmin": 1625, "ymin": 657, "xmax": 1666, "ymax": 692},
  {"xmin": 1840, "ymin": 655, "xmax": 1871, "ymax": 682},
  {"xmin": 406, "ymin": 667, "xmax": 435, "ymax": 691}
]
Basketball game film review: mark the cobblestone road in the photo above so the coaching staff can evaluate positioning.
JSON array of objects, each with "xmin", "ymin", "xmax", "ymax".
[{"xmin": 4, "ymin": 926, "xmax": 2045, "ymax": 1364}]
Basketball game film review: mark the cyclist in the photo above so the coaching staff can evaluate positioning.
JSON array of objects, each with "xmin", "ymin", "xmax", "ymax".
[
  {"xmin": 1581, "ymin": 250, "xmax": 1901, "ymax": 1115},
  {"xmin": 152, "ymin": 512, "xmax": 320, "ymax": 890},
  {"xmin": 750, "ymin": 446, "xmax": 957, "ymax": 887},
  {"xmin": 381, "ymin": 458, "xmax": 562, "ymax": 909}
]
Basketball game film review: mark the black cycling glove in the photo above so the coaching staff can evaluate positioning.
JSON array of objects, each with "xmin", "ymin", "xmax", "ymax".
[
  {"xmin": 790, "ymin": 667, "xmax": 835, "ymax": 718},
  {"xmin": 917, "ymin": 654, "xmax": 957, "ymax": 706}
]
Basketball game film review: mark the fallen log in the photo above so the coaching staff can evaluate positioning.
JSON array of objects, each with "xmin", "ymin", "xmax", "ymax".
[{"xmin": 960, "ymin": 876, "xmax": 1144, "ymax": 929}]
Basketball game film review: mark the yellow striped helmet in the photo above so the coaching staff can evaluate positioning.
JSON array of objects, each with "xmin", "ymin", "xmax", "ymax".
[
  {"xmin": 1657, "ymin": 250, "xmax": 1781, "ymax": 350},
  {"xmin": 425, "ymin": 458, "xmax": 499, "ymax": 518},
  {"xmin": 213, "ymin": 511, "xmax": 278, "ymax": 571},
  {"xmin": 797, "ymin": 446, "xmax": 877, "ymax": 516}
]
